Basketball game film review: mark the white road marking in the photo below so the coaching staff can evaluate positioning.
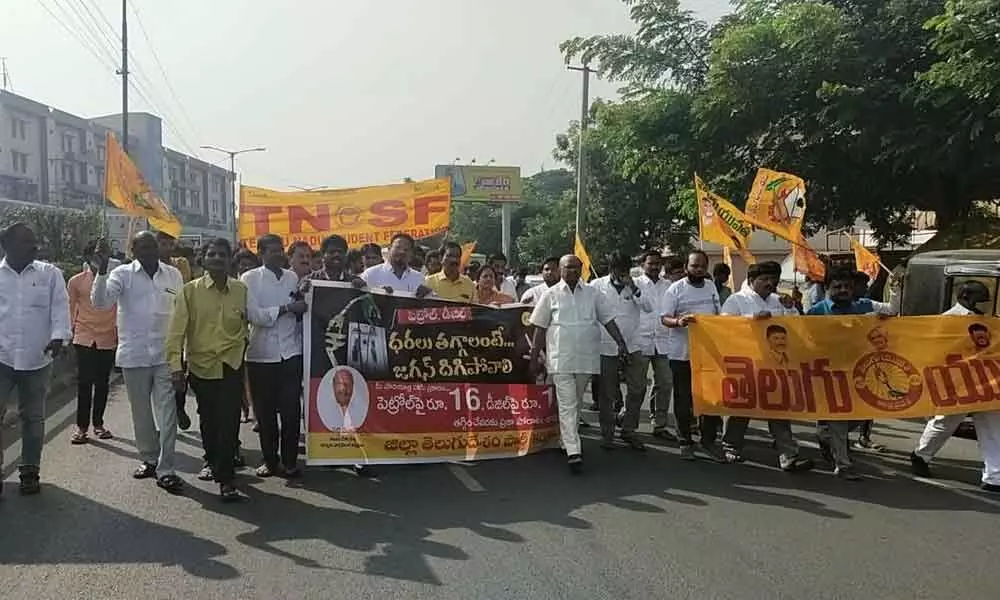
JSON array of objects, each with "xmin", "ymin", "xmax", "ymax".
[{"xmin": 447, "ymin": 463, "xmax": 485, "ymax": 492}]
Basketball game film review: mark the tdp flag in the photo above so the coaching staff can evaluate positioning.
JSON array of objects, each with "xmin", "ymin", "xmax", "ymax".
[
  {"xmin": 104, "ymin": 132, "xmax": 182, "ymax": 238},
  {"xmin": 722, "ymin": 246, "xmax": 735, "ymax": 290},
  {"xmin": 574, "ymin": 234, "xmax": 593, "ymax": 282},
  {"xmin": 744, "ymin": 168, "xmax": 807, "ymax": 241},
  {"xmin": 694, "ymin": 175, "xmax": 754, "ymax": 262},
  {"xmin": 851, "ymin": 237, "xmax": 881, "ymax": 282},
  {"xmin": 459, "ymin": 241, "xmax": 477, "ymax": 270},
  {"xmin": 792, "ymin": 234, "xmax": 826, "ymax": 282}
]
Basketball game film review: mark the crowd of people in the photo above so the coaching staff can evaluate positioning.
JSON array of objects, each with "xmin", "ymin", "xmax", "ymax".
[{"xmin": 0, "ymin": 221, "xmax": 997, "ymax": 504}]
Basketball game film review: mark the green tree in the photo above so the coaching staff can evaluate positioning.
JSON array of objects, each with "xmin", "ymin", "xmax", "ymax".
[{"xmin": 0, "ymin": 206, "xmax": 103, "ymax": 273}]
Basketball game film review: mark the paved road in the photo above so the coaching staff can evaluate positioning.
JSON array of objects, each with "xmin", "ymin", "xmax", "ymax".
[{"xmin": 2, "ymin": 383, "xmax": 999, "ymax": 600}]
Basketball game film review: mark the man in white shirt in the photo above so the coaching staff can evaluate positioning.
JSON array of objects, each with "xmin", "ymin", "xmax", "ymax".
[
  {"xmin": 488, "ymin": 252, "xmax": 519, "ymax": 299},
  {"xmin": 519, "ymin": 256, "xmax": 561, "ymax": 305},
  {"xmin": 719, "ymin": 261, "xmax": 814, "ymax": 472},
  {"xmin": 911, "ymin": 280, "xmax": 1000, "ymax": 492},
  {"xmin": 529, "ymin": 254, "xmax": 629, "ymax": 474},
  {"xmin": 634, "ymin": 251, "xmax": 675, "ymax": 438},
  {"xmin": 0, "ymin": 223, "xmax": 71, "ymax": 496},
  {"xmin": 92, "ymin": 231, "xmax": 185, "ymax": 494},
  {"xmin": 242, "ymin": 234, "xmax": 309, "ymax": 479},
  {"xmin": 361, "ymin": 233, "xmax": 432, "ymax": 297},
  {"xmin": 661, "ymin": 250, "xmax": 724, "ymax": 461},
  {"xmin": 591, "ymin": 251, "xmax": 652, "ymax": 450}
]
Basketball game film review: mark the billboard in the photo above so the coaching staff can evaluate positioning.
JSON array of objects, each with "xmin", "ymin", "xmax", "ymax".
[{"xmin": 434, "ymin": 165, "xmax": 522, "ymax": 202}]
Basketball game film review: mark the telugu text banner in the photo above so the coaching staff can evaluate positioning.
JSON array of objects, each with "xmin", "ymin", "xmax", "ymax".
[
  {"xmin": 303, "ymin": 282, "xmax": 558, "ymax": 465},
  {"xmin": 239, "ymin": 178, "xmax": 451, "ymax": 248},
  {"xmin": 690, "ymin": 315, "xmax": 1000, "ymax": 420}
]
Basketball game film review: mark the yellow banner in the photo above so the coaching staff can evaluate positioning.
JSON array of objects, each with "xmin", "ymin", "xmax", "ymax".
[
  {"xmin": 574, "ymin": 234, "xmax": 593, "ymax": 282},
  {"xmin": 103, "ymin": 132, "xmax": 182, "ymax": 238},
  {"xmin": 792, "ymin": 233, "xmax": 826, "ymax": 282},
  {"xmin": 694, "ymin": 175, "xmax": 754, "ymax": 263},
  {"xmin": 691, "ymin": 315, "xmax": 1000, "ymax": 420},
  {"xmin": 744, "ymin": 168, "xmax": 807, "ymax": 241},
  {"xmin": 239, "ymin": 178, "xmax": 451, "ymax": 248},
  {"xmin": 851, "ymin": 237, "xmax": 881, "ymax": 282}
]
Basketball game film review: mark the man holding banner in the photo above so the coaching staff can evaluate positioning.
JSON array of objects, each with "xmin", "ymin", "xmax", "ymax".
[
  {"xmin": 528, "ymin": 255, "xmax": 629, "ymax": 474},
  {"xmin": 719, "ymin": 261, "xmax": 814, "ymax": 472},
  {"xmin": 661, "ymin": 250, "xmax": 724, "ymax": 461}
]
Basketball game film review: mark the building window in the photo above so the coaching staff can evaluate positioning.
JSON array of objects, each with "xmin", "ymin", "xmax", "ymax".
[
  {"xmin": 170, "ymin": 187, "xmax": 181, "ymax": 208},
  {"xmin": 191, "ymin": 189, "xmax": 201, "ymax": 208},
  {"xmin": 97, "ymin": 145, "xmax": 106, "ymax": 161},
  {"xmin": 96, "ymin": 167, "xmax": 105, "ymax": 184},
  {"xmin": 79, "ymin": 163, "xmax": 88, "ymax": 185},
  {"xmin": 169, "ymin": 166, "xmax": 178, "ymax": 183},
  {"xmin": 10, "ymin": 151, "xmax": 28, "ymax": 174},
  {"xmin": 62, "ymin": 133, "xmax": 74, "ymax": 153},
  {"xmin": 61, "ymin": 162, "xmax": 74, "ymax": 184},
  {"xmin": 9, "ymin": 118, "xmax": 26, "ymax": 140}
]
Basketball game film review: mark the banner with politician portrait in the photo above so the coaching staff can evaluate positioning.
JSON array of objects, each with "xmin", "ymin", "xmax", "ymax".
[
  {"xmin": 304, "ymin": 281, "xmax": 560, "ymax": 465},
  {"xmin": 691, "ymin": 315, "xmax": 1000, "ymax": 421}
]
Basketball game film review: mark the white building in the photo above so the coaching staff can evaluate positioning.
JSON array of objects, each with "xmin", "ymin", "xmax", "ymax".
[{"xmin": 0, "ymin": 89, "xmax": 235, "ymax": 247}]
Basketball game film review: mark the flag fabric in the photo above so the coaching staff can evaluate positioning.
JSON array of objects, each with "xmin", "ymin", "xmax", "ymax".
[
  {"xmin": 722, "ymin": 245, "xmax": 735, "ymax": 290},
  {"xmin": 574, "ymin": 233, "xmax": 593, "ymax": 283},
  {"xmin": 792, "ymin": 233, "xmax": 826, "ymax": 282},
  {"xmin": 459, "ymin": 241, "xmax": 477, "ymax": 270},
  {"xmin": 850, "ymin": 236, "xmax": 881, "ymax": 282},
  {"xmin": 104, "ymin": 132, "xmax": 182, "ymax": 238},
  {"xmin": 743, "ymin": 168, "xmax": 807, "ymax": 242},
  {"xmin": 694, "ymin": 175, "xmax": 755, "ymax": 263}
]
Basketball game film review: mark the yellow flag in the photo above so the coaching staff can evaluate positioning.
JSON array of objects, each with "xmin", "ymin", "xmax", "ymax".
[
  {"xmin": 792, "ymin": 233, "xmax": 826, "ymax": 282},
  {"xmin": 104, "ymin": 132, "xmax": 182, "ymax": 238},
  {"xmin": 744, "ymin": 168, "xmax": 807, "ymax": 241},
  {"xmin": 459, "ymin": 240, "xmax": 477, "ymax": 270},
  {"xmin": 574, "ymin": 233, "xmax": 593, "ymax": 282},
  {"xmin": 722, "ymin": 246, "xmax": 735, "ymax": 290},
  {"xmin": 694, "ymin": 175, "xmax": 754, "ymax": 263},
  {"xmin": 850, "ymin": 236, "xmax": 881, "ymax": 282}
]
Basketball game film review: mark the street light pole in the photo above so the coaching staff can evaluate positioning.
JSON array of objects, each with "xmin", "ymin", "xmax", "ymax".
[
  {"xmin": 200, "ymin": 145, "xmax": 266, "ymax": 244},
  {"xmin": 568, "ymin": 64, "xmax": 592, "ymax": 242}
]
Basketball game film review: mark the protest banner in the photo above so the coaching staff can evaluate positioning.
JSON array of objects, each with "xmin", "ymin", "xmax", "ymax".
[
  {"xmin": 239, "ymin": 178, "xmax": 450, "ymax": 248},
  {"xmin": 304, "ymin": 281, "xmax": 559, "ymax": 465},
  {"xmin": 691, "ymin": 315, "xmax": 1000, "ymax": 420}
]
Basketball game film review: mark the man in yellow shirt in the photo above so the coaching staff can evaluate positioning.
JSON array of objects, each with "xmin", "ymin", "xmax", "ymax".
[
  {"xmin": 425, "ymin": 241, "xmax": 476, "ymax": 302},
  {"xmin": 166, "ymin": 238, "xmax": 249, "ymax": 502}
]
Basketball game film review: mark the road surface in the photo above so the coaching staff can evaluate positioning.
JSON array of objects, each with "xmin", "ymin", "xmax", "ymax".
[{"xmin": 2, "ymin": 383, "xmax": 999, "ymax": 600}]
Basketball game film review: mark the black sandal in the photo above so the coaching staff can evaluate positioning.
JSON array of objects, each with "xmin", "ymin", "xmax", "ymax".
[
  {"xmin": 156, "ymin": 474, "xmax": 185, "ymax": 495},
  {"xmin": 220, "ymin": 484, "xmax": 244, "ymax": 503},
  {"xmin": 133, "ymin": 463, "xmax": 157, "ymax": 479}
]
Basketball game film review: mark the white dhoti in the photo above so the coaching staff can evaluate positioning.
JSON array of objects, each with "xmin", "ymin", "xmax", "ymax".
[
  {"xmin": 914, "ymin": 414, "xmax": 967, "ymax": 461},
  {"xmin": 973, "ymin": 411, "xmax": 1000, "ymax": 486},
  {"xmin": 551, "ymin": 373, "xmax": 590, "ymax": 456}
]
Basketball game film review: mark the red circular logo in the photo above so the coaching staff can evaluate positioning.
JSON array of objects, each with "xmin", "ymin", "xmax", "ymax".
[{"xmin": 852, "ymin": 351, "xmax": 923, "ymax": 412}]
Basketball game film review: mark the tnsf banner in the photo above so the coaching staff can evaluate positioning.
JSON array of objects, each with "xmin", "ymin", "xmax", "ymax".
[
  {"xmin": 691, "ymin": 316, "xmax": 1000, "ymax": 420},
  {"xmin": 303, "ymin": 282, "xmax": 559, "ymax": 465},
  {"xmin": 239, "ymin": 178, "xmax": 451, "ymax": 248}
]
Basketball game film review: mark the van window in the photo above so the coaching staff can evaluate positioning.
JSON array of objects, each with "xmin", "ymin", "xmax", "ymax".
[{"xmin": 947, "ymin": 276, "xmax": 999, "ymax": 316}]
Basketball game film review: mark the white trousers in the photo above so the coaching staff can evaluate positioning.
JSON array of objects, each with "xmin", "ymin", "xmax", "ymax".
[
  {"xmin": 552, "ymin": 373, "xmax": 590, "ymax": 457},
  {"xmin": 914, "ymin": 414, "xmax": 966, "ymax": 461},
  {"xmin": 973, "ymin": 411, "xmax": 1000, "ymax": 486},
  {"xmin": 121, "ymin": 365, "xmax": 177, "ymax": 476},
  {"xmin": 915, "ymin": 411, "xmax": 1000, "ymax": 485}
]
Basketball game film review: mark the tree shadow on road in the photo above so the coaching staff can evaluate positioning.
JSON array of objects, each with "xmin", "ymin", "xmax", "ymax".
[{"xmin": 0, "ymin": 485, "xmax": 238, "ymax": 580}]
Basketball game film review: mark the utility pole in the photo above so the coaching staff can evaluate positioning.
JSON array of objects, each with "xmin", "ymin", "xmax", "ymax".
[
  {"xmin": 568, "ymin": 64, "xmax": 592, "ymax": 240},
  {"xmin": 200, "ymin": 145, "xmax": 267, "ymax": 243},
  {"xmin": 119, "ymin": 0, "xmax": 129, "ymax": 153},
  {"xmin": 0, "ymin": 57, "xmax": 10, "ymax": 91}
]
